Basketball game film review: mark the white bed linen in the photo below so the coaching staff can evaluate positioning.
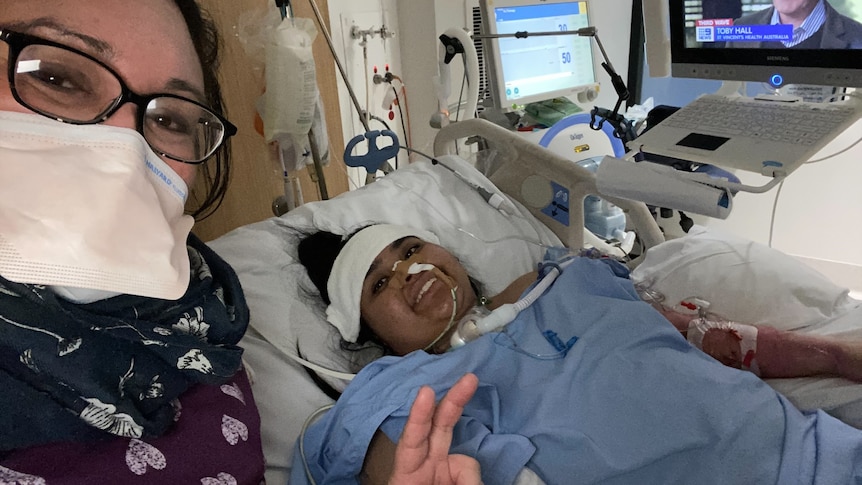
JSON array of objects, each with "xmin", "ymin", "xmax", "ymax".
[
  {"xmin": 631, "ymin": 226, "xmax": 862, "ymax": 427},
  {"xmin": 210, "ymin": 157, "xmax": 862, "ymax": 481}
]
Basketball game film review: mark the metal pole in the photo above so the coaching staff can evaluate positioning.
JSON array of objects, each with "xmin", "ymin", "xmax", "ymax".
[{"xmin": 306, "ymin": 0, "xmax": 371, "ymax": 132}]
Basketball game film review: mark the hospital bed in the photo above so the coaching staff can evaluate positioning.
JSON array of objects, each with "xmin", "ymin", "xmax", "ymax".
[{"xmin": 208, "ymin": 119, "xmax": 862, "ymax": 483}]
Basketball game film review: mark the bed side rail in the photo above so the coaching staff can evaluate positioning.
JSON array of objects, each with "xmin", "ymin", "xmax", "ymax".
[{"xmin": 433, "ymin": 119, "xmax": 664, "ymax": 256}]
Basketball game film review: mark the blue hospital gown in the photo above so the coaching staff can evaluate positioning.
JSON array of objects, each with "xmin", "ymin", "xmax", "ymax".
[{"xmin": 291, "ymin": 257, "xmax": 862, "ymax": 485}]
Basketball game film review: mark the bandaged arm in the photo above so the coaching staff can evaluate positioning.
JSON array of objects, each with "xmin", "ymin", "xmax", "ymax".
[
  {"xmin": 687, "ymin": 319, "xmax": 761, "ymax": 374},
  {"xmin": 658, "ymin": 307, "xmax": 850, "ymax": 380}
]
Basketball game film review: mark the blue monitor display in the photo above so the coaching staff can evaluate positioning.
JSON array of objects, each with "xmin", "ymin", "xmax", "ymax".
[{"xmin": 480, "ymin": 0, "xmax": 599, "ymax": 111}]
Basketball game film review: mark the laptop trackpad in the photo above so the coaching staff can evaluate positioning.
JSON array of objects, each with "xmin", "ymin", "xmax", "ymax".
[{"xmin": 676, "ymin": 133, "xmax": 730, "ymax": 151}]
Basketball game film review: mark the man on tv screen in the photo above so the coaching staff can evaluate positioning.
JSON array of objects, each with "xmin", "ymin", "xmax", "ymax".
[{"xmin": 725, "ymin": 0, "xmax": 862, "ymax": 48}]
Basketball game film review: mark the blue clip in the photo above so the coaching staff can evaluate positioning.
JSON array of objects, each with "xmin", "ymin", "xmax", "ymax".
[
  {"xmin": 542, "ymin": 330, "xmax": 579, "ymax": 356},
  {"xmin": 344, "ymin": 130, "xmax": 400, "ymax": 173},
  {"xmin": 760, "ymin": 160, "xmax": 784, "ymax": 177}
]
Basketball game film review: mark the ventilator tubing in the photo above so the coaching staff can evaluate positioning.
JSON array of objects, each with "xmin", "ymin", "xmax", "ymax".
[{"xmin": 449, "ymin": 258, "xmax": 579, "ymax": 349}]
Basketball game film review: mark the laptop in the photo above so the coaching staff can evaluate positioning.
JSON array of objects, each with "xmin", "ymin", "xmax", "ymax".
[{"xmin": 627, "ymin": 93, "xmax": 862, "ymax": 178}]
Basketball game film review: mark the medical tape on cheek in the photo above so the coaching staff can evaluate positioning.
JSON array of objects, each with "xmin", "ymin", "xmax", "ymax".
[{"xmin": 389, "ymin": 251, "xmax": 457, "ymax": 290}]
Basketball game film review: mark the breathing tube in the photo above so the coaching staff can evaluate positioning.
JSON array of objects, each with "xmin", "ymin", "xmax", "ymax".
[{"xmin": 449, "ymin": 257, "xmax": 578, "ymax": 349}]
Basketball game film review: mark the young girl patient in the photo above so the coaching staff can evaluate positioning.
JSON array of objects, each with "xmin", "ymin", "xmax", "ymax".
[
  {"xmin": 301, "ymin": 225, "xmax": 862, "ymax": 382},
  {"xmin": 294, "ymin": 223, "xmax": 862, "ymax": 485}
]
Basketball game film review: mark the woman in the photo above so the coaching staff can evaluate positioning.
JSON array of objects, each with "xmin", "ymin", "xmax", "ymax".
[
  {"xmin": 1, "ymin": 1, "xmax": 264, "ymax": 482},
  {"xmin": 296, "ymin": 224, "xmax": 862, "ymax": 484}
]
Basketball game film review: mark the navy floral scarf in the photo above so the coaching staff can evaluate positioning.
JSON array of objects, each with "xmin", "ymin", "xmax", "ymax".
[{"xmin": 0, "ymin": 234, "xmax": 249, "ymax": 451}]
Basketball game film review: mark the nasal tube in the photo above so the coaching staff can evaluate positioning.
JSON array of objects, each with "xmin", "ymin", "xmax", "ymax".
[{"xmin": 449, "ymin": 258, "xmax": 576, "ymax": 349}]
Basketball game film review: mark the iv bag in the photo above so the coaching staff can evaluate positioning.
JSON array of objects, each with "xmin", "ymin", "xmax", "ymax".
[{"xmin": 261, "ymin": 17, "xmax": 319, "ymax": 142}]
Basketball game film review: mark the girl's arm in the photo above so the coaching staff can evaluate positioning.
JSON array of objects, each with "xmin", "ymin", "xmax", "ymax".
[
  {"xmin": 654, "ymin": 305, "xmax": 862, "ymax": 382},
  {"xmin": 361, "ymin": 374, "xmax": 482, "ymax": 485}
]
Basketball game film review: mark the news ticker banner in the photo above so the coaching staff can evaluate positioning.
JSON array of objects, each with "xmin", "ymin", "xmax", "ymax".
[{"xmin": 696, "ymin": 19, "xmax": 792, "ymax": 43}]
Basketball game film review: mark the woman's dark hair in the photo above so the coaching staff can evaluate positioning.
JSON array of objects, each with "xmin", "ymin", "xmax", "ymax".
[
  {"xmin": 297, "ymin": 230, "xmax": 387, "ymax": 399},
  {"xmin": 297, "ymin": 230, "xmax": 388, "ymax": 346},
  {"xmin": 173, "ymin": 0, "xmax": 231, "ymax": 220},
  {"xmin": 297, "ymin": 231, "xmax": 348, "ymax": 305}
]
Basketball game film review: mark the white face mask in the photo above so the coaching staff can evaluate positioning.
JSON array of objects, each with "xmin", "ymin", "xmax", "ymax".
[{"xmin": 0, "ymin": 111, "xmax": 195, "ymax": 301}]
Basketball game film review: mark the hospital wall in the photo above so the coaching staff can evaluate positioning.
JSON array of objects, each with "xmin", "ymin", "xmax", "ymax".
[
  {"xmin": 638, "ymin": 60, "xmax": 862, "ymax": 296},
  {"xmin": 325, "ymin": 0, "xmax": 409, "ymax": 189},
  {"xmin": 700, "ymin": 121, "xmax": 862, "ymax": 296}
]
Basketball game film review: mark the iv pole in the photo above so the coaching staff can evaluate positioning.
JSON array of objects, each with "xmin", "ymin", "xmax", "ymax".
[
  {"xmin": 273, "ymin": 0, "xmax": 329, "ymax": 202},
  {"xmin": 301, "ymin": 0, "xmax": 396, "ymax": 180}
]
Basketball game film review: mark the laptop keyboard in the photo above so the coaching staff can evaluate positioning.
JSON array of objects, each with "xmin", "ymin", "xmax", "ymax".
[{"xmin": 661, "ymin": 94, "xmax": 860, "ymax": 147}]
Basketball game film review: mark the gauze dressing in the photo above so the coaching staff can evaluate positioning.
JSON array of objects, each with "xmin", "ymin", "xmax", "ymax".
[{"xmin": 0, "ymin": 111, "xmax": 194, "ymax": 301}]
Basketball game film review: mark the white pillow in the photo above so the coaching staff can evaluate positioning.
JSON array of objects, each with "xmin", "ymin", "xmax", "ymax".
[
  {"xmin": 211, "ymin": 155, "xmax": 561, "ymax": 388},
  {"xmin": 630, "ymin": 225, "xmax": 854, "ymax": 331}
]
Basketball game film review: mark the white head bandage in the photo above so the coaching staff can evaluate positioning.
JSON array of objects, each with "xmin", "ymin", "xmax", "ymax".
[{"xmin": 325, "ymin": 224, "xmax": 438, "ymax": 342}]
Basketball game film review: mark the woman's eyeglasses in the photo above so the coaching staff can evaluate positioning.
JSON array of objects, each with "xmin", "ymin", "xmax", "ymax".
[{"xmin": 0, "ymin": 29, "xmax": 236, "ymax": 164}]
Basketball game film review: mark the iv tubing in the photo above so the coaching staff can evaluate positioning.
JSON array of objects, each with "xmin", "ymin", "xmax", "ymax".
[
  {"xmin": 306, "ymin": 0, "xmax": 371, "ymax": 132},
  {"xmin": 423, "ymin": 287, "xmax": 459, "ymax": 352}
]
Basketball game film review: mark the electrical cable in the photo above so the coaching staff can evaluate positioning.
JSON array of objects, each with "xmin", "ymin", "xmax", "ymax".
[
  {"xmin": 806, "ymin": 133, "xmax": 862, "ymax": 164},
  {"xmin": 399, "ymin": 147, "xmax": 514, "ymax": 213},
  {"xmin": 399, "ymin": 83, "xmax": 414, "ymax": 156},
  {"xmin": 770, "ymin": 98, "xmax": 861, "ymax": 246},
  {"xmin": 300, "ymin": 403, "xmax": 335, "ymax": 485},
  {"xmin": 388, "ymin": 74, "xmax": 414, "ymax": 159},
  {"xmin": 767, "ymin": 180, "xmax": 785, "ymax": 249},
  {"xmin": 368, "ymin": 113, "xmax": 392, "ymax": 131},
  {"xmin": 455, "ymin": 57, "xmax": 468, "ymax": 123},
  {"xmin": 363, "ymin": 45, "xmax": 371, "ymax": 131},
  {"xmin": 764, "ymin": 90, "xmax": 861, "ymax": 249},
  {"xmin": 450, "ymin": 60, "xmax": 471, "ymax": 156},
  {"xmin": 393, "ymin": 87, "xmax": 408, "ymax": 144}
]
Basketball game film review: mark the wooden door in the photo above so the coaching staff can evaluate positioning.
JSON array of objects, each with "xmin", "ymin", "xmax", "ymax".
[{"xmin": 193, "ymin": 0, "xmax": 349, "ymax": 241}]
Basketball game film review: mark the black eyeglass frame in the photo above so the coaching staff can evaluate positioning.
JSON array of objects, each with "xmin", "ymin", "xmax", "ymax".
[{"xmin": 0, "ymin": 28, "xmax": 237, "ymax": 164}]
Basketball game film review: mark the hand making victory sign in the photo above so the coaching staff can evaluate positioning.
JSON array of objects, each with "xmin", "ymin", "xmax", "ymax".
[{"xmin": 389, "ymin": 373, "xmax": 482, "ymax": 485}]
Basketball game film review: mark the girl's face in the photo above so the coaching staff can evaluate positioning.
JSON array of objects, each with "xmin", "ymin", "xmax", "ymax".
[
  {"xmin": 359, "ymin": 237, "xmax": 478, "ymax": 355},
  {"xmin": 0, "ymin": 0, "xmax": 204, "ymax": 186}
]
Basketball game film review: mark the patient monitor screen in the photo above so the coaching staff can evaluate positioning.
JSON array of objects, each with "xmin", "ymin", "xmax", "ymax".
[
  {"xmin": 490, "ymin": 1, "xmax": 596, "ymax": 105},
  {"xmin": 681, "ymin": 0, "xmax": 862, "ymax": 49}
]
